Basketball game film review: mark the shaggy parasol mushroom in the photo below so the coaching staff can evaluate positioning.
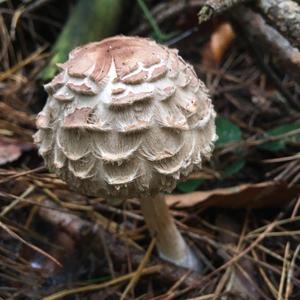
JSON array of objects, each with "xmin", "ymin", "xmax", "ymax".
[{"xmin": 34, "ymin": 36, "xmax": 217, "ymax": 271}]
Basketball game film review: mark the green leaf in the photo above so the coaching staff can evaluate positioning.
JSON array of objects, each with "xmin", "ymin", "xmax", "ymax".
[
  {"xmin": 260, "ymin": 123, "xmax": 300, "ymax": 152},
  {"xmin": 222, "ymin": 159, "xmax": 245, "ymax": 177},
  {"xmin": 216, "ymin": 116, "xmax": 242, "ymax": 146},
  {"xmin": 177, "ymin": 179, "xmax": 204, "ymax": 193}
]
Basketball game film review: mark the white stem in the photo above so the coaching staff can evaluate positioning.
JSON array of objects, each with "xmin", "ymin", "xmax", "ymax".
[{"xmin": 139, "ymin": 194, "xmax": 202, "ymax": 272}]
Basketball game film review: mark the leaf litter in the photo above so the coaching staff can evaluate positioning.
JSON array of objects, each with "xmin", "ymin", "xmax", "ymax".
[{"xmin": 0, "ymin": 0, "xmax": 300, "ymax": 299}]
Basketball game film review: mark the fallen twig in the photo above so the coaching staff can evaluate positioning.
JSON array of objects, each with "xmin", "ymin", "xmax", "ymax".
[
  {"xmin": 231, "ymin": 6, "xmax": 300, "ymax": 99},
  {"xmin": 198, "ymin": 0, "xmax": 251, "ymax": 24}
]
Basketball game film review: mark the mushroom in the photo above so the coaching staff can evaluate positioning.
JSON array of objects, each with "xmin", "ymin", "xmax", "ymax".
[{"xmin": 34, "ymin": 35, "xmax": 217, "ymax": 272}]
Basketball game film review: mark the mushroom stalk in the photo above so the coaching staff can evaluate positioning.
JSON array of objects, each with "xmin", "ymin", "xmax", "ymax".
[{"xmin": 140, "ymin": 194, "xmax": 202, "ymax": 272}]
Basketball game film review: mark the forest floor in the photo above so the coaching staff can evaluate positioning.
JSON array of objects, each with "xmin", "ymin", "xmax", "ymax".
[{"xmin": 0, "ymin": 0, "xmax": 300, "ymax": 299}]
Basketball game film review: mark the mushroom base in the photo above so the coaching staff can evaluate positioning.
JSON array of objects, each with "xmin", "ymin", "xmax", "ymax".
[{"xmin": 140, "ymin": 194, "xmax": 202, "ymax": 272}]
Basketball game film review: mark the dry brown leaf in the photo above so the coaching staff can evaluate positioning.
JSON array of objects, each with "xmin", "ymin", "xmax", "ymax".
[
  {"xmin": 0, "ymin": 138, "xmax": 33, "ymax": 165},
  {"xmin": 202, "ymin": 22, "xmax": 236, "ymax": 68},
  {"xmin": 166, "ymin": 181, "xmax": 300, "ymax": 209}
]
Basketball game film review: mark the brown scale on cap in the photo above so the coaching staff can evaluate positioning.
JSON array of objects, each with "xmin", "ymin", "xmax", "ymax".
[
  {"xmin": 57, "ymin": 36, "xmax": 168, "ymax": 83},
  {"xmin": 34, "ymin": 35, "xmax": 217, "ymax": 199}
]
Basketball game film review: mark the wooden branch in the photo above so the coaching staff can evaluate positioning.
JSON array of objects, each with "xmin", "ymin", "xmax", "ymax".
[
  {"xmin": 256, "ymin": 0, "xmax": 300, "ymax": 49},
  {"xmin": 198, "ymin": 0, "xmax": 251, "ymax": 24},
  {"xmin": 231, "ymin": 6, "xmax": 300, "ymax": 84}
]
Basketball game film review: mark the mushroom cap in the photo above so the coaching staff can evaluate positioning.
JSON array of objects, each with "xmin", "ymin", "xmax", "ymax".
[{"xmin": 34, "ymin": 36, "xmax": 217, "ymax": 199}]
